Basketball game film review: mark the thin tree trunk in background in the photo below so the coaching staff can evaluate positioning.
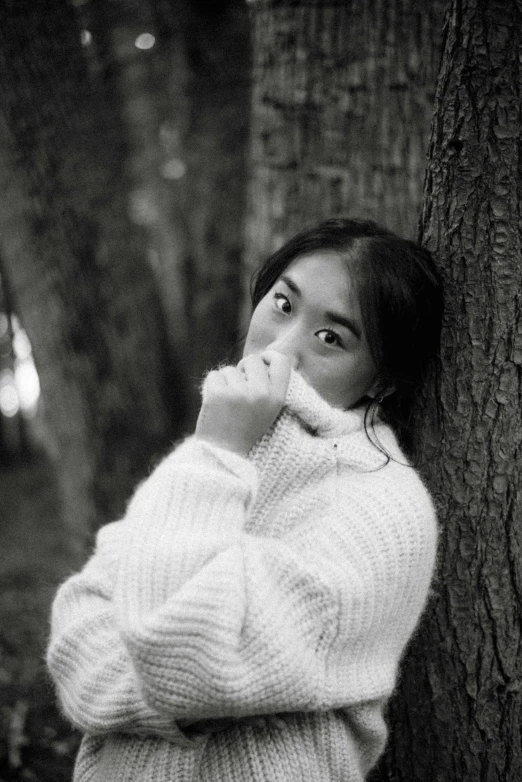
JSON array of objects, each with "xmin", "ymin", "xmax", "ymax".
[
  {"xmin": 0, "ymin": 0, "xmax": 182, "ymax": 553},
  {"xmin": 371, "ymin": 1, "xmax": 522, "ymax": 779},
  {"xmin": 85, "ymin": 0, "xmax": 196, "ymax": 395},
  {"xmin": 152, "ymin": 0, "xmax": 251, "ymax": 420},
  {"xmin": 245, "ymin": 0, "xmax": 445, "ymax": 285}
]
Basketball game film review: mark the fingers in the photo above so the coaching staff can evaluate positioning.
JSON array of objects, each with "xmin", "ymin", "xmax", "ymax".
[
  {"xmin": 201, "ymin": 369, "xmax": 225, "ymax": 399},
  {"xmin": 261, "ymin": 349, "xmax": 296, "ymax": 370},
  {"xmin": 220, "ymin": 366, "xmax": 244, "ymax": 390},
  {"xmin": 205, "ymin": 352, "xmax": 292, "ymax": 401},
  {"xmin": 260, "ymin": 350, "xmax": 292, "ymax": 399},
  {"xmin": 204, "ymin": 365, "xmax": 252, "ymax": 394},
  {"xmin": 237, "ymin": 354, "xmax": 270, "ymax": 386},
  {"xmin": 239, "ymin": 351, "xmax": 292, "ymax": 398},
  {"xmin": 198, "ymin": 354, "xmax": 291, "ymax": 454}
]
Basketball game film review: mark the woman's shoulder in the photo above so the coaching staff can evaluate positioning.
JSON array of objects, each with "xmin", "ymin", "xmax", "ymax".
[
  {"xmin": 335, "ymin": 417, "xmax": 404, "ymax": 471},
  {"xmin": 335, "ymin": 424, "xmax": 437, "ymax": 529}
]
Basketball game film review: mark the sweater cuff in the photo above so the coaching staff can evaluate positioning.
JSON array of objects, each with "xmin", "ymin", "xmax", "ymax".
[
  {"xmin": 172, "ymin": 436, "xmax": 259, "ymax": 502},
  {"xmin": 123, "ymin": 434, "xmax": 259, "ymax": 549},
  {"xmin": 116, "ymin": 436, "xmax": 259, "ymax": 625}
]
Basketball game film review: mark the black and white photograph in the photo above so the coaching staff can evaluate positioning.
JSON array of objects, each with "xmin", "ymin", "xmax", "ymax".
[{"xmin": 0, "ymin": 1, "xmax": 519, "ymax": 780}]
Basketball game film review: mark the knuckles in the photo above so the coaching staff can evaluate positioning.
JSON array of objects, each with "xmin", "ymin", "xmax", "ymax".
[
  {"xmin": 202, "ymin": 365, "xmax": 287, "ymax": 417},
  {"xmin": 197, "ymin": 363, "xmax": 287, "ymax": 452}
]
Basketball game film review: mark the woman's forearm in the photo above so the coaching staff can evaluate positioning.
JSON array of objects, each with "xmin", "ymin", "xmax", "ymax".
[{"xmin": 47, "ymin": 531, "xmax": 189, "ymax": 742}]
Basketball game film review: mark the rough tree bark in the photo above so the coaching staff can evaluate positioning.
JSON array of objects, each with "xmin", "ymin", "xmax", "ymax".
[
  {"xmin": 371, "ymin": 1, "xmax": 522, "ymax": 779},
  {"xmin": 245, "ymin": 0, "xmax": 445, "ymax": 287},
  {"xmin": 0, "ymin": 0, "xmax": 182, "ymax": 553}
]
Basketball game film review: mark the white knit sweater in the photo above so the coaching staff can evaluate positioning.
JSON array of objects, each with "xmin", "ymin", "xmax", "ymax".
[{"xmin": 47, "ymin": 370, "xmax": 437, "ymax": 782}]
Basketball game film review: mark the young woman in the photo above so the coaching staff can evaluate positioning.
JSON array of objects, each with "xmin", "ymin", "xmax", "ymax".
[{"xmin": 47, "ymin": 218, "xmax": 443, "ymax": 782}]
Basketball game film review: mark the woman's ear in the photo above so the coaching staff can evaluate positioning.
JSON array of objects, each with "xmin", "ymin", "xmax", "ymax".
[{"xmin": 367, "ymin": 383, "xmax": 396, "ymax": 402}]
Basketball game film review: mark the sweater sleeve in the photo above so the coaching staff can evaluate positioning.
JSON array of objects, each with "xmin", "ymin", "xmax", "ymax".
[
  {"xmin": 46, "ymin": 437, "xmax": 258, "ymax": 740},
  {"xmin": 46, "ymin": 520, "xmax": 192, "ymax": 743},
  {"xmin": 114, "ymin": 438, "xmax": 438, "ymax": 721}
]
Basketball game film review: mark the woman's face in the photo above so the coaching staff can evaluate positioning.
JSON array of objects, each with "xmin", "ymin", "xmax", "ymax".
[{"xmin": 243, "ymin": 252, "xmax": 379, "ymax": 409}]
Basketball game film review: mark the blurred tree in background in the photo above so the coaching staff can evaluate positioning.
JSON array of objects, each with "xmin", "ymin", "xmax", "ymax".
[
  {"xmin": 1, "ymin": 0, "xmax": 521, "ymax": 780},
  {"xmin": 151, "ymin": 0, "xmax": 251, "ymax": 403},
  {"xmin": 0, "ymin": 0, "xmax": 180, "ymax": 551},
  {"xmin": 91, "ymin": 0, "xmax": 250, "ymax": 421},
  {"xmin": 0, "ymin": 0, "xmax": 250, "ymax": 549},
  {"xmin": 244, "ymin": 0, "xmax": 445, "ymax": 285}
]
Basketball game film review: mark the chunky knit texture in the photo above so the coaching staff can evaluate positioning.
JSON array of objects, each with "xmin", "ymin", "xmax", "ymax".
[{"xmin": 47, "ymin": 370, "xmax": 437, "ymax": 782}]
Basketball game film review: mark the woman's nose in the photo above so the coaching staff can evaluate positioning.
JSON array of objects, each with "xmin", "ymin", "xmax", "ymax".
[{"xmin": 267, "ymin": 328, "xmax": 301, "ymax": 369}]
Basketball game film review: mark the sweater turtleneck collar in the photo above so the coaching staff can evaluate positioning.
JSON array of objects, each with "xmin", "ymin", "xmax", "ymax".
[
  {"xmin": 247, "ymin": 369, "xmax": 404, "ymax": 507},
  {"xmin": 283, "ymin": 369, "xmax": 367, "ymax": 439},
  {"xmin": 278, "ymin": 370, "xmax": 406, "ymax": 471}
]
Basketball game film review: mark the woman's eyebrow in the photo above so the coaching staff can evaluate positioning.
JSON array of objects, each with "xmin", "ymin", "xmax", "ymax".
[
  {"xmin": 326, "ymin": 311, "xmax": 361, "ymax": 339},
  {"xmin": 280, "ymin": 274, "xmax": 300, "ymax": 294}
]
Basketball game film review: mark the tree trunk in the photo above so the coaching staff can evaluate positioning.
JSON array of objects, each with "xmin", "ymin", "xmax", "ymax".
[
  {"xmin": 245, "ymin": 0, "xmax": 445, "ymax": 286},
  {"xmin": 150, "ymin": 0, "xmax": 251, "ymax": 421},
  {"xmin": 0, "ymin": 0, "xmax": 182, "ymax": 553},
  {"xmin": 371, "ymin": 1, "xmax": 522, "ymax": 779}
]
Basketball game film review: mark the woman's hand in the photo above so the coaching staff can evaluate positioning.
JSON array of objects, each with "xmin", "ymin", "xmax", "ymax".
[{"xmin": 195, "ymin": 351, "xmax": 292, "ymax": 456}]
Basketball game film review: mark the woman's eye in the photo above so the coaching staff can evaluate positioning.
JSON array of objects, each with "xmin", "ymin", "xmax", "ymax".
[
  {"xmin": 274, "ymin": 293, "xmax": 291, "ymax": 314},
  {"xmin": 316, "ymin": 329, "xmax": 342, "ymax": 347}
]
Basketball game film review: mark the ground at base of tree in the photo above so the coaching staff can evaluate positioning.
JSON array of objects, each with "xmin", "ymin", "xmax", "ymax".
[{"xmin": 0, "ymin": 455, "xmax": 80, "ymax": 781}]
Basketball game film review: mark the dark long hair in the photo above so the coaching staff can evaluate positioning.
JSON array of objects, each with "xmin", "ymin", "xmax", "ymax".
[{"xmin": 250, "ymin": 218, "xmax": 443, "ymax": 455}]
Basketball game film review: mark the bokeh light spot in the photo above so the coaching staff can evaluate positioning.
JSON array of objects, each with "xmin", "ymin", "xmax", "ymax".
[
  {"xmin": 129, "ymin": 189, "xmax": 158, "ymax": 226},
  {"xmin": 0, "ymin": 371, "xmax": 19, "ymax": 418},
  {"xmin": 15, "ymin": 360, "xmax": 40, "ymax": 416},
  {"xmin": 161, "ymin": 159, "xmax": 187, "ymax": 180},
  {"xmin": 12, "ymin": 329, "xmax": 32, "ymax": 361},
  {"xmin": 135, "ymin": 33, "xmax": 156, "ymax": 51}
]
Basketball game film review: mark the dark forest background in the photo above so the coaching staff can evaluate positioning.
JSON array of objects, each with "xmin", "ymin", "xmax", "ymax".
[{"xmin": 1, "ymin": 0, "xmax": 521, "ymax": 780}]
